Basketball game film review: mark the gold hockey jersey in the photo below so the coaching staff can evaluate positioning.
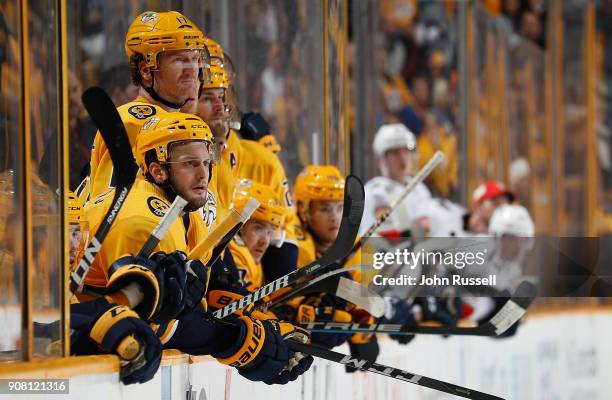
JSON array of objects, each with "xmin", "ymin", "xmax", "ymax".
[
  {"xmin": 83, "ymin": 178, "xmax": 210, "ymax": 289},
  {"xmin": 228, "ymin": 239, "xmax": 264, "ymax": 291},
  {"xmin": 238, "ymin": 139, "xmax": 298, "ymax": 245},
  {"xmin": 88, "ymin": 97, "xmax": 169, "ymax": 200}
]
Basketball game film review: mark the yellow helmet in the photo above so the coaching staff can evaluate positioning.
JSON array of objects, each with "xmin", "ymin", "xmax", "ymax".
[
  {"xmin": 67, "ymin": 190, "xmax": 89, "ymax": 272},
  {"xmin": 201, "ymin": 63, "xmax": 229, "ymax": 90},
  {"xmin": 125, "ymin": 11, "xmax": 207, "ymax": 70},
  {"xmin": 136, "ymin": 112, "xmax": 214, "ymax": 175},
  {"xmin": 204, "ymin": 37, "xmax": 224, "ymax": 66},
  {"xmin": 68, "ymin": 191, "xmax": 85, "ymax": 224},
  {"xmin": 231, "ymin": 179, "xmax": 286, "ymax": 228},
  {"xmin": 293, "ymin": 165, "xmax": 345, "ymax": 203}
]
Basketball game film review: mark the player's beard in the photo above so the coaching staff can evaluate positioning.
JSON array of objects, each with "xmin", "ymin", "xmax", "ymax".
[{"xmin": 167, "ymin": 172, "xmax": 208, "ymax": 212}]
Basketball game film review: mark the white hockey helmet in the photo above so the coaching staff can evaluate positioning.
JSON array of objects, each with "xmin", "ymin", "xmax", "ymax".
[
  {"xmin": 489, "ymin": 204, "xmax": 535, "ymax": 237},
  {"xmin": 372, "ymin": 124, "xmax": 416, "ymax": 158}
]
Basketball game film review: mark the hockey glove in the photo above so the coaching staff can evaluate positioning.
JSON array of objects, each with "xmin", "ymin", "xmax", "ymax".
[
  {"xmin": 345, "ymin": 336, "xmax": 380, "ymax": 373},
  {"xmin": 296, "ymin": 293, "xmax": 352, "ymax": 348},
  {"xmin": 147, "ymin": 251, "xmax": 189, "ymax": 324},
  {"xmin": 416, "ymin": 296, "xmax": 463, "ymax": 329},
  {"xmin": 381, "ymin": 297, "xmax": 417, "ymax": 345},
  {"xmin": 214, "ymin": 315, "xmax": 313, "ymax": 385},
  {"xmin": 88, "ymin": 304, "xmax": 162, "ymax": 385}
]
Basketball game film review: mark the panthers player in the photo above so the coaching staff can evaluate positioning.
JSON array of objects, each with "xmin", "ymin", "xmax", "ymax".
[
  {"xmin": 228, "ymin": 179, "xmax": 287, "ymax": 291},
  {"xmin": 85, "ymin": 113, "xmax": 313, "ymax": 385},
  {"xmin": 88, "ymin": 11, "xmax": 211, "ymax": 200},
  {"xmin": 362, "ymin": 123, "xmax": 434, "ymax": 238}
]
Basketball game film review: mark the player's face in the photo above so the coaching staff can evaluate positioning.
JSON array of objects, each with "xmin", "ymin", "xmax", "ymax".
[
  {"xmin": 69, "ymin": 223, "xmax": 85, "ymax": 269},
  {"xmin": 154, "ymin": 49, "xmax": 201, "ymax": 105},
  {"xmin": 497, "ymin": 233, "xmax": 523, "ymax": 261},
  {"xmin": 308, "ymin": 200, "xmax": 343, "ymax": 243},
  {"xmin": 167, "ymin": 141, "xmax": 211, "ymax": 210},
  {"xmin": 197, "ymin": 88, "xmax": 229, "ymax": 142},
  {"xmin": 240, "ymin": 219, "xmax": 275, "ymax": 264},
  {"xmin": 385, "ymin": 147, "xmax": 417, "ymax": 182}
]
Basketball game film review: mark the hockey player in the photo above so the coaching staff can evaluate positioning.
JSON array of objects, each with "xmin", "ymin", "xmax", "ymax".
[
  {"xmin": 464, "ymin": 204, "xmax": 535, "ymax": 336},
  {"xmin": 470, "ymin": 180, "xmax": 516, "ymax": 232},
  {"xmin": 291, "ymin": 165, "xmax": 381, "ymax": 368},
  {"xmin": 198, "ymin": 38, "xmax": 299, "ymax": 283},
  {"xmin": 228, "ymin": 179, "xmax": 287, "ymax": 291},
  {"xmin": 85, "ymin": 112, "xmax": 313, "ymax": 384},
  {"xmin": 362, "ymin": 123, "xmax": 434, "ymax": 238},
  {"xmin": 88, "ymin": 11, "xmax": 211, "ymax": 200},
  {"xmin": 67, "ymin": 191, "xmax": 163, "ymax": 385}
]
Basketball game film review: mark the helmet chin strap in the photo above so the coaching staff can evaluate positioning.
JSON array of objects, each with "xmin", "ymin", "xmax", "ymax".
[{"xmin": 144, "ymin": 74, "xmax": 186, "ymax": 110}]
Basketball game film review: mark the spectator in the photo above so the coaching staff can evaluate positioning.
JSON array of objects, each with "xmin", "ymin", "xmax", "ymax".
[
  {"xmin": 98, "ymin": 64, "xmax": 138, "ymax": 107},
  {"xmin": 519, "ymin": 11, "xmax": 544, "ymax": 48},
  {"xmin": 501, "ymin": 0, "xmax": 525, "ymax": 31},
  {"xmin": 417, "ymin": 110, "xmax": 458, "ymax": 198},
  {"xmin": 398, "ymin": 75, "xmax": 429, "ymax": 136},
  {"xmin": 261, "ymin": 43, "xmax": 284, "ymax": 115}
]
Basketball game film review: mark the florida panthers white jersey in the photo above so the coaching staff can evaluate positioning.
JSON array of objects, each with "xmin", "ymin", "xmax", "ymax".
[
  {"xmin": 362, "ymin": 176, "xmax": 466, "ymax": 237},
  {"xmin": 362, "ymin": 175, "xmax": 434, "ymax": 235}
]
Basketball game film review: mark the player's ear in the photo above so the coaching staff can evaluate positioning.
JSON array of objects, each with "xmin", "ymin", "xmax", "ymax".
[
  {"xmin": 149, "ymin": 162, "xmax": 167, "ymax": 183},
  {"xmin": 296, "ymin": 201, "xmax": 309, "ymax": 223},
  {"xmin": 139, "ymin": 61, "xmax": 152, "ymax": 82}
]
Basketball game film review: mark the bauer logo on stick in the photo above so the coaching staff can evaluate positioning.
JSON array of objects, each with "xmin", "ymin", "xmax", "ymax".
[
  {"xmin": 147, "ymin": 196, "xmax": 170, "ymax": 217},
  {"xmin": 128, "ymin": 104, "xmax": 157, "ymax": 120}
]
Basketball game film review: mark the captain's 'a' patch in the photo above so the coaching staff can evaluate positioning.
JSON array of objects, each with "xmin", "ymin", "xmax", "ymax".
[
  {"xmin": 147, "ymin": 196, "xmax": 170, "ymax": 217},
  {"xmin": 128, "ymin": 104, "xmax": 157, "ymax": 120}
]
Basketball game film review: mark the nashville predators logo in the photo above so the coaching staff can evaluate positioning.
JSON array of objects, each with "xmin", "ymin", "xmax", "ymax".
[
  {"xmin": 147, "ymin": 196, "xmax": 170, "ymax": 217},
  {"xmin": 140, "ymin": 11, "xmax": 158, "ymax": 23},
  {"xmin": 128, "ymin": 105, "xmax": 157, "ymax": 120},
  {"xmin": 202, "ymin": 191, "xmax": 217, "ymax": 229}
]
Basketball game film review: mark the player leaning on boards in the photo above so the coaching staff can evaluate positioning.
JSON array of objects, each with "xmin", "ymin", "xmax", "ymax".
[
  {"xmin": 226, "ymin": 179, "xmax": 288, "ymax": 291},
  {"xmin": 67, "ymin": 192, "xmax": 163, "ymax": 385},
  {"xmin": 87, "ymin": 11, "xmax": 211, "ymax": 201},
  {"xmin": 285, "ymin": 165, "xmax": 379, "ymax": 369},
  {"xmin": 84, "ymin": 112, "xmax": 313, "ymax": 384},
  {"xmin": 198, "ymin": 37, "xmax": 302, "ymax": 283}
]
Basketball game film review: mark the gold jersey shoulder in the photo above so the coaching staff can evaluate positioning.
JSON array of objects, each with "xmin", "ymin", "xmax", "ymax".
[
  {"xmin": 88, "ymin": 97, "xmax": 168, "ymax": 200},
  {"xmin": 295, "ymin": 220, "xmax": 363, "ymax": 280},
  {"xmin": 84, "ymin": 179, "xmax": 208, "ymax": 289},
  {"xmin": 238, "ymin": 138, "xmax": 297, "ymax": 244},
  {"xmin": 228, "ymin": 239, "xmax": 263, "ymax": 291},
  {"xmin": 204, "ymin": 134, "xmax": 239, "ymax": 232}
]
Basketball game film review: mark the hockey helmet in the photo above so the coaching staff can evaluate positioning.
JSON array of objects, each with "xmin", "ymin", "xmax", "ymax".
[
  {"xmin": 472, "ymin": 180, "xmax": 512, "ymax": 205},
  {"xmin": 489, "ymin": 204, "xmax": 535, "ymax": 237},
  {"xmin": 125, "ymin": 11, "xmax": 210, "ymax": 78},
  {"xmin": 293, "ymin": 165, "xmax": 345, "ymax": 205},
  {"xmin": 68, "ymin": 191, "xmax": 89, "ymax": 271},
  {"xmin": 136, "ymin": 112, "xmax": 215, "ymax": 176},
  {"xmin": 232, "ymin": 179, "xmax": 286, "ymax": 228},
  {"xmin": 372, "ymin": 124, "xmax": 416, "ymax": 158},
  {"xmin": 204, "ymin": 37, "xmax": 224, "ymax": 66}
]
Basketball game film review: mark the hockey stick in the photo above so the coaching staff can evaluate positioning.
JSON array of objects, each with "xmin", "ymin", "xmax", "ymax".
[
  {"xmin": 69, "ymin": 87, "xmax": 138, "ymax": 298},
  {"xmin": 137, "ymin": 196, "xmax": 188, "ymax": 257},
  {"xmin": 296, "ymin": 281, "xmax": 537, "ymax": 336},
  {"xmin": 340, "ymin": 151, "xmax": 444, "ymax": 265},
  {"xmin": 265, "ymin": 265, "xmax": 385, "ymax": 317},
  {"xmin": 212, "ymin": 175, "xmax": 365, "ymax": 319},
  {"xmin": 188, "ymin": 199, "xmax": 260, "ymax": 262},
  {"xmin": 286, "ymin": 341, "xmax": 504, "ymax": 399}
]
